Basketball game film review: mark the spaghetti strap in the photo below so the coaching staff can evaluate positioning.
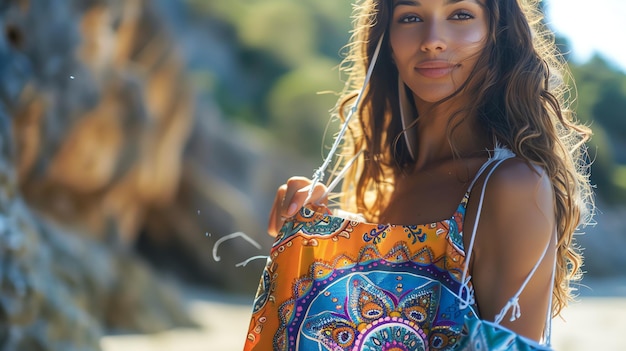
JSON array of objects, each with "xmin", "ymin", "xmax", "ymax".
[
  {"xmin": 457, "ymin": 145, "xmax": 557, "ymax": 334},
  {"xmin": 466, "ymin": 144, "xmax": 516, "ymax": 195},
  {"xmin": 543, "ymin": 240, "xmax": 557, "ymax": 346},
  {"xmin": 454, "ymin": 145, "xmax": 516, "ymax": 217},
  {"xmin": 493, "ymin": 235, "xmax": 553, "ymax": 324},
  {"xmin": 458, "ymin": 147, "xmax": 515, "ymax": 309}
]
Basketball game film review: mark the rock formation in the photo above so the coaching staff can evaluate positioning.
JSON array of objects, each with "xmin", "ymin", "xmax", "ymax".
[{"xmin": 1, "ymin": 0, "xmax": 197, "ymax": 349}]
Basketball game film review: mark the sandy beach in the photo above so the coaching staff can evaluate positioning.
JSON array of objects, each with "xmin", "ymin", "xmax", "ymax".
[{"xmin": 101, "ymin": 279, "xmax": 625, "ymax": 351}]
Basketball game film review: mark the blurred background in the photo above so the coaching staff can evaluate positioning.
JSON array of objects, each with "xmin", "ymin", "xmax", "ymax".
[{"xmin": 0, "ymin": 0, "xmax": 623, "ymax": 350}]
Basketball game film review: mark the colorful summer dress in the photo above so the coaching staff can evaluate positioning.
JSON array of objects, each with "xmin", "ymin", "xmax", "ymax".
[
  {"xmin": 244, "ymin": 147, "xmax": 556, "ymax": 351},
  {"xmin": 243, "ymin": 155, "xmax": 503, "ymax": 351}
]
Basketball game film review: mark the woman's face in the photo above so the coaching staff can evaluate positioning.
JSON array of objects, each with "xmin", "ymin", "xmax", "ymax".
[{"xmin": 389, "ymin": 0, "xmax": 489, "ymax": 105}]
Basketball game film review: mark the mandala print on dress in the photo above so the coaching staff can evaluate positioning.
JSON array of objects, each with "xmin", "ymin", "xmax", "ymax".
[
  {"xmin": 245, "ymin": 190, "xmax": 479, "ymax": 350},
  {"xmin": 273, "ymin": 207, "xmax": 356, "ymax": 248},
  {"xmin": 247, "ymin": 259, "xmax": 278, "ymax": 341},
  {"xmin": 456, "ymin": 315, "xmax": 554, "ymax": 351},
  {"xmin": 252, "ymin": 259, "xmax": 277, "ymax": 314},
  {"xmin": 301, "ymin": 274, "xmax": 439, "ymax": 351},
  {"xmin": 291, "ymin": 271, "xmax": 466, "ymax": 351},
  {"xmin": 446, "ymin": 194, "xmax": 468, "ymax": 254}
]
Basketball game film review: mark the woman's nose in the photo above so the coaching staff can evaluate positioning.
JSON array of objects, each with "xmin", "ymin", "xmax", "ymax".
[{"xmin": 420, "ymin": 22, "xmax": 447, "ymax": 52}]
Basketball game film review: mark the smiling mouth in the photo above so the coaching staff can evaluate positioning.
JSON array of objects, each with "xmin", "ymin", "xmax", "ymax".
[{"xmin": 414, "ymin": 63, "xmax": 459, "ymax": 79}]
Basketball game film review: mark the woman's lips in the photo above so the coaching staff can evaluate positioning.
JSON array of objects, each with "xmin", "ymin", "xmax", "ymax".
[{"xmin": 414, "ymin": 61, "xmax": 457, "ymax": 79}]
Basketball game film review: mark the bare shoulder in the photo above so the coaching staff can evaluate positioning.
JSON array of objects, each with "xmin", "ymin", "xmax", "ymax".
[
  {"xmin": 470, "ymin": 156, "xmax": 556, "ymax": 338},
  {"xmin": 480, "ymin": 157, "xmax": 555, "ymax": 248},
  {"xmin": 483, "ymin": 157, "xmax": 555, "ymax": 243},
  {"xmin": 488, "ymin": 157, "xmax": 552, "ymax": 198}
]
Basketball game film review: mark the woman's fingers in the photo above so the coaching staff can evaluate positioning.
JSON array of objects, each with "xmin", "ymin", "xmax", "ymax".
[
  {"xmin": 268, "ymin": 183, "xmax": 289, "ymax": 237},
  {"xmin": 281, "ymin": 177, "xmax": 311, "ymax": 216},
  {"xmin": 267, "ymin": 177, "xmax": 328, "ymax": 237},
  {"xmin": 285, "ymin": 180, "xmax": 328, "ymax": 216}
]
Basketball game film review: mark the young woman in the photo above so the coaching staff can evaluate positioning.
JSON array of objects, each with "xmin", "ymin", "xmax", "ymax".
[{"xmin": 245, "ymin": 0, "xmax": 592, "ymax": 349}]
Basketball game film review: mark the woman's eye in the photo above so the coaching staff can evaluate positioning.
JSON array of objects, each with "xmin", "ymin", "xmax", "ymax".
[
  {"xmin": 399, "ymin": 15, "xmax": 422, "ymax": 23},
  {"xmin": 451, "ymin": 11, "xmax": 474, "ymax": 20}
]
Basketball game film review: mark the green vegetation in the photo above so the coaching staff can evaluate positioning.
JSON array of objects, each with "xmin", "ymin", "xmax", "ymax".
[
  {"xmin": 188, "ymin": 0, "xmax": 626, "ymax": 204},
  {"xmin": 570, "ymin": 56, "xmax": 626, "ymax": 203}
]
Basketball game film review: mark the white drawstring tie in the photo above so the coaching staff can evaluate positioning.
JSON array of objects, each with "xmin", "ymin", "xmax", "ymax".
[
  {"xmin": 457, "ymin": 275, "xmax": 476, "ymax": 309},
  {"xmin": 494, "ymin": 297, "xmax": 522, "ymax": 324}
]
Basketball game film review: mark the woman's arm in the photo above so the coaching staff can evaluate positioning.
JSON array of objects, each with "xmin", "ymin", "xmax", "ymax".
[{"xmin": 467, "ymin": 158, "xmax": 557, "ymax": 341}]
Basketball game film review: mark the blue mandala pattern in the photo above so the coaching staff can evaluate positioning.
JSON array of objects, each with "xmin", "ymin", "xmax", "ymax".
[
  {"xmin": 285, "ymin": 264, "xmax": 469, "ymax": 351},
  {"xmin": 246, "ymin": 202, "xmax": 477, "ymax": 351}
]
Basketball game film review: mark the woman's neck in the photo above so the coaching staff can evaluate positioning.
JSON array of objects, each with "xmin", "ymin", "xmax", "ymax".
[{"xmin": 413, "ymin": 95, "xmax": 490, "ymax": 171}]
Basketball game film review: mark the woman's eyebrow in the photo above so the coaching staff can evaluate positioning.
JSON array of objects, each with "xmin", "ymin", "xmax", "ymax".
[
  {"xmin": 394, "ymin": 0, "xmax": 477, "ymax": 7},
  {"xmin": 394, "ymin": 0, "xmax": 420, "ymax": 8}
]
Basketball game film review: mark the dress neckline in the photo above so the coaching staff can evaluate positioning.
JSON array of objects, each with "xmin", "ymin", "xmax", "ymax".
[
  {"xmin": 299, "ymin": 145, "xmax": 515, "ymax": 229},
  {"xmin": 320, "ymin": 190, "xmax": 470, "ymax": 229}
]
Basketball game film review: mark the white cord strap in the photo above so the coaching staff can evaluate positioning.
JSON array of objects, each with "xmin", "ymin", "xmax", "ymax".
[
  {"xmin": 493, "ymin": 236, "xmax": 552, "ymax": 324},
  {"xmin": 308, "ymin": 35, "xmax": 384, "ymax": 200},
  {"xmin": 543, "ymin": 233, "xmax": 557, "ymax": 346},
  {"xmin": 212, "ymin": 232, "xmax": 262, "ymax": 262},
  {"xmin": 320, "ymin": 149, "xmax": 364, "ymax": 201},
  {"xmin": 457, "ymin": 157, "xmax": 511, "ymax": 309}
]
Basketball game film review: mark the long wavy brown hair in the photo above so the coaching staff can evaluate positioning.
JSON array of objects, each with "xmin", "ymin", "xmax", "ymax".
[{"xmin": 331, "ymin": 0, "xmax": 594, "ymax": 317}]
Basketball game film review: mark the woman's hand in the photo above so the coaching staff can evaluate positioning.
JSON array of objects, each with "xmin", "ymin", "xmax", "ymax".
[{"xmin": 268, "ymin": 177, "xmax": 328, "ymax": 236}]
